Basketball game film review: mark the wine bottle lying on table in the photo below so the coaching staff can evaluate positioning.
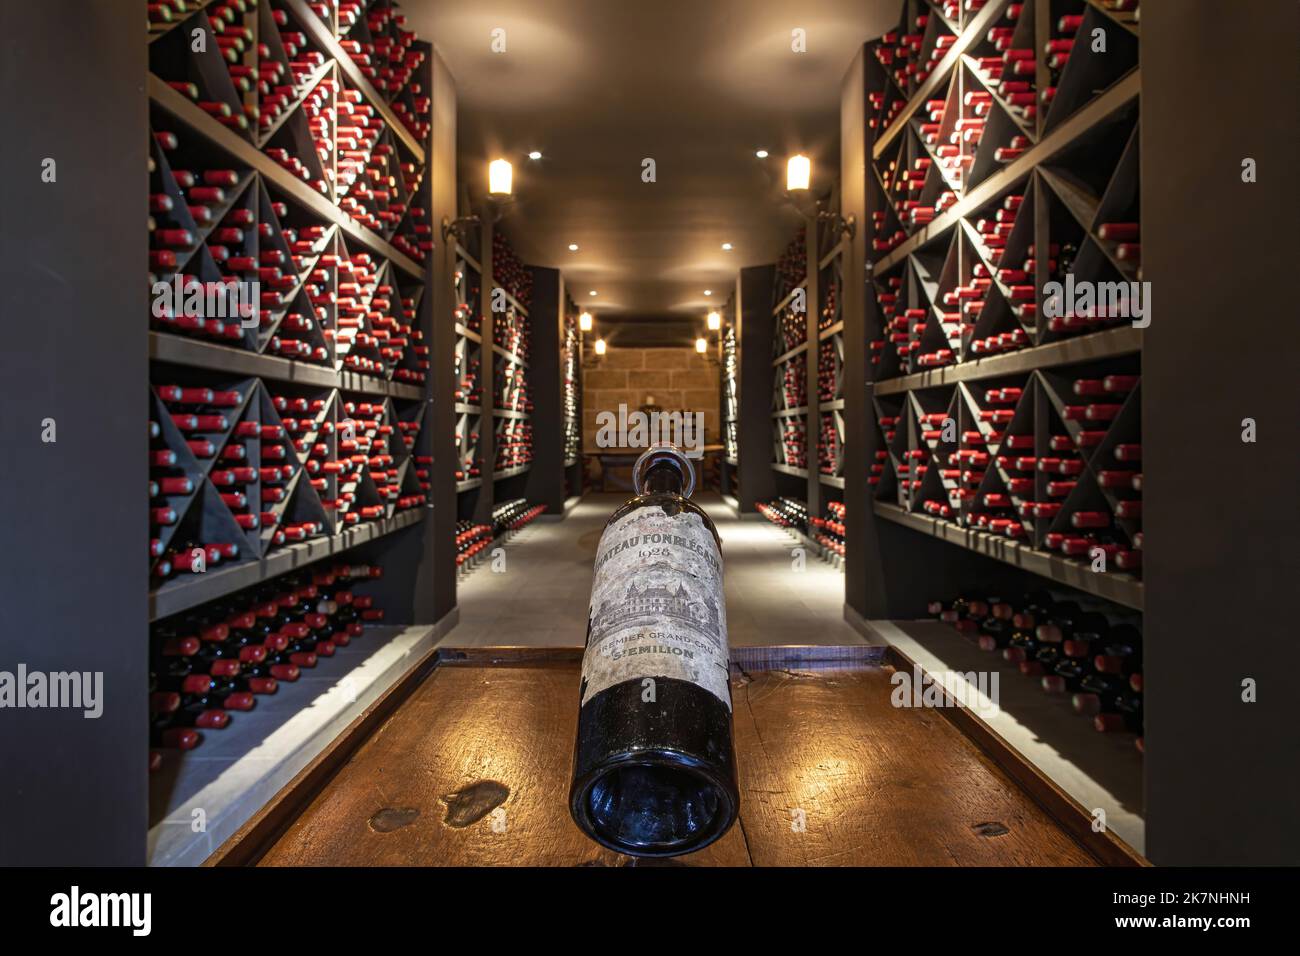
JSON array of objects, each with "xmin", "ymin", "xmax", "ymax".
[{"xmin": 569, "ymin": 443, "xmax": 739, "ymax": 857}]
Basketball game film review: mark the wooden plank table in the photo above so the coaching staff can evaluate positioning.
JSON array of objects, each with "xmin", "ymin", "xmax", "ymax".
[{"xmin": 233, "ymin": 647, "xmax": 1110, "ymax": 866}]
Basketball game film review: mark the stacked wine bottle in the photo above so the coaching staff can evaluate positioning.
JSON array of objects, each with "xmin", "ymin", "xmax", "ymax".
[
  {"xmin": 929, "ymin": 589, "xmax": 1143, "ymax": 752},
  {"xmin": 150, "ymin": 561, "xmax": 385, "ymax": 769}
]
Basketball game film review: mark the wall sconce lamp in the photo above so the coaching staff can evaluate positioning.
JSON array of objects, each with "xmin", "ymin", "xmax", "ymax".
[
  {"xmin": 579, "ymin": 311, "xmax": 594, "ymax": 332},
  {"xmin": 783, "ymin": 153, "xmax": 856, "ymax": 239},
  {"xmin": 443, "ymin": 158, "xmax": 517, "ymax": 241},
  {"xmin": 707, "ymin": 310, "xmax": 721, "ymax": 331}
]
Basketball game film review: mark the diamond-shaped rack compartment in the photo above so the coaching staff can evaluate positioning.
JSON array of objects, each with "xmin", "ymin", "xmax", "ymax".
[
  {"xmin": 264, "ymin": 61, "xmax": 335, "ymax": 195},
  {"xmin": 455, "ymin": 408, "xmax": 482, "ymax": 483},
  {"xmin": 962, "ymin": 184, "xmax": 1035, "ymax": 357},
  {"xmin": 911, "ymin": 7, "xmax": 958, "ymax": 95},
  {"xmin": 149, "ymin": 390, "xmax": 207, "ymax": 576},
  {"xmin": 867, "ymin": 266, "xmax": 904, "ymax": 380},
  {"xmin": 818, "ymin": 409, "xmax": 845, "ymax": 479},
  {"xmin": 966, "ymin": 0, "xmax": 1040, "ymax": 144},
  {"xmin": 1088, "ymin": 122, "xmax": 1141, "ymax": 282},
  {"xmin": 453, "ymin": 253, "xmax": 483, "ymax": 334},
  {"xmin": 960, "ymin": 376, "xmax": 1037, "ymax": 543},
  {"xmin": 276, "ymin": 206, "xmax": 339, "ymax": 360},
  {"xmin": 149, "ymin": 7, "xmax": 256, "ymax": 142},
  {"xmin": 255, "ymin": 385, "xmax": 327, "ymax": 552},
  {"xmin": 258, "ymin": 1, "xmax": 331, "ymax": 146},
  {"xmin": 908, "ymin": 387, "xmax": 962, "ymax": 521},
  {"xmin": 149, "ymin": 124, "xmax": 261, "ymax": 350},
  {"xmin": 920, "ymin": 230, "xmax": 964, "ymax": 369},
  {"xmin": 379, "ymin": 270, "xmax": 427, "ymax": 385},
  {"xmin": 266, "ymin": 385, "xmax": 338, "ymax": 529},
  {"xmin": 151, "ymin": 376, "xmax": 261, "ymax": 579},
  {"xmin": 880, "ymin": 394, "xmax": 914, "ymax": 508},
  {"xmin": 868, "ymin": 139, "xmax": 910, "ymax": 254},
  {"xmin": 333, "ymin": 239, "xmax": 389, "ymax": 377},
  {"xmin": 335, "ymin": 394, "xmax": 390, "ymax": 527},
  {"xmin": 1040, "ymin": 3, "xmax": 1138, "ymax": 136}
]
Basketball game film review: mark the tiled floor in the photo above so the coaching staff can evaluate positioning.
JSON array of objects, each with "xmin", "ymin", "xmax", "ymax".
[{"xmin": 441, "ymin": 492, "xmax": 869, "ymax": 648}]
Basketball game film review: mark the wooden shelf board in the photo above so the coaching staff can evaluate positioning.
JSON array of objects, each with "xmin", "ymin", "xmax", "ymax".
[
  {"xmin": 454, "ymin": 403, "xmax": 483, "ymax": 415},
  {"xmin": 456, "ymin": 479, "xmax": 483, "ymax": 492},
  {"xmin": 148, "ymin": 621, "xmax": 447, "ymax": 866},
  {"xmin": 772, "ymin": 463, "xmax": 810, "ymax": 479},
  {"xmin": 772, "ymin": 341, "xmax": 810, "ymax": 366},
  {"xmin": 149, "ymin": 331, "xmax": 424, "ymax": 399},
  {"xmin": 873, "ymin": 501, "xmax": 1143, "ymax": 609},
  {"xmin": 491, "ymin": 343, "xmax": 530, "ymax": 368},
  {"xmin": 455, "ymin": 245, "xmax": 482, "ymax": 274},
  {"xmin": 819, "ymin": 320, "xmax": 844, "ymax": 341},
  {"xmin": 864, "ymin": 621, "xmax": 1146, "ymax": 860},
  {"xmin": 454, "ymin": 323, "xmax": 482, "ymax": 344},
  {"xmin": 773, "ymin": 406, "xmax": 810, "ymax": 418},
  {"xmin": 819, "ymin": 473, "xmax": 846, "ymax": 489},
  {"xmin": 494, "ymin": 464, "xmax": 532, "ymax": 480},
  {"xmin": 771, "ymin": 279, "xmax": 809, "ymax": 316},
  {"xmin": 871, "ymin": 326, "xmax": 1141, "ymax": 394},
  {"xmin": 149, "ymin": 509, "xmax": 426, "ymax": 621},
  {"xmin": 492, "ymin": 408, "xmax": 529, "ymax": 419}
]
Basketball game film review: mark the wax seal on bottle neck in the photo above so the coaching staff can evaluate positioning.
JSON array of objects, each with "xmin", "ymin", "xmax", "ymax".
[{"xmin": 632, "ymin": 442, "xmax": 695, "ymax": 498}]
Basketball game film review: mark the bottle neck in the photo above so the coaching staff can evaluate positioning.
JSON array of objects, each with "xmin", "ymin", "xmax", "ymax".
[{"xmin": 642, "ymin": 460, "xmax": 685, "ymax": 497}]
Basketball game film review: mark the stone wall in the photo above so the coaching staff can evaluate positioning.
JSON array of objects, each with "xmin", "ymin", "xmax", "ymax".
[{"xmin": 582, "ymin": 346, "xmax": 720, "ymax": 451}]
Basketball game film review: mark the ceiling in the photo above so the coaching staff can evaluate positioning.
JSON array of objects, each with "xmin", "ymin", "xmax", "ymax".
[{"xmin": 404, "ymin": 0, "xmax": 895, "ymax": 344}]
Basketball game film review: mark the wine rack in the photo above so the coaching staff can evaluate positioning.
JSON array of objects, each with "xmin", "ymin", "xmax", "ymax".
[
  {"xmin": 135, "ymin": 0, "xmax": 453, "ymax": 866},
  {"xmin": 562, "ymin": 295, "xmax": 582, "ymax": 470},
  {"xmin": 453, "ymin": 245, "xmax": 485, "ymax": 492},
  {"xmin": 146, "ymin": 0, "xmax": 438, "ymax": 626},
  {"xmin": 860, "ymin": 0, "xmax": 1142, "ymax": 611},
  {"xmin": 487, "ymin": 228, "xmax": 533, "ymax": 482},
  {"xmin": 719, "ymin": 293, "xmax": 739, "ymax": 502},
  {"xmin": 149, "ymin": 560, "xmax": 387, "ymax": 764},
  {"xmin": 838, "ymin": 0, "xmax": 1165, "ymax": 861}
]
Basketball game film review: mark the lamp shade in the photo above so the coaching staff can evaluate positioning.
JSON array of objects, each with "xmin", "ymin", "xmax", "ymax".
[
  {"xmin": 695, "ymin": 337, "xmax": 707, "ymax": 354},
  {"xmin": 488, "ymin": 158, "xmax": 513, "ymax": 196},
  {"xmin": 707, "ymin": 311, "xmax": 721, "ymax": 331},
  {"xmin": 594, "ymin": 338, "xmax": 607, "ymax": 355},
  {"xmin": 787, "ymin": 154, "xmax": 811, "ymax": 191},
  {"xmin": 579, "ymin": 311, "xmax": 593, "ymax": 332}
]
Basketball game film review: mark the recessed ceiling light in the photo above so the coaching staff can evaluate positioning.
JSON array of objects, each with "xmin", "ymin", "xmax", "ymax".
[
  {"xmin": 528, "ymin": 150, "xmax": 542, "ymax": 160},
  {"xmin": 568, "ymin": 243, "xmax": 579, "ymax": 251},
  {"xmin": 755, "ymin": 149, "xmax": 769, "ymax": 159},
  {"xmin": 589, "ymin": 290, "xmax": 598, "ymax": 296},
  {"xmin": 703, "ymin": 290, "xmax": 712, "ymax": 296},
  {"xmin": 721, "ymin": 242, "xmax": 733, "ymax": 251}
]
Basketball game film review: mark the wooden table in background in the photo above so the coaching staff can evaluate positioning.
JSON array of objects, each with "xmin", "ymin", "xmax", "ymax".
[
  {"xmin": 247, "ymin": 647, "xmax": 1110, "ymax": 867},
  {"xmin": 585, "ymin": 445, "xmax": 723, "ymax": 493}
]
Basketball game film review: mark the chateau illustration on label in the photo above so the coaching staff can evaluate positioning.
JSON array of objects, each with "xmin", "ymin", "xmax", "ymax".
[{"xmin": 589, "ymin": 560, "xmax": 723, "ymax": 651}]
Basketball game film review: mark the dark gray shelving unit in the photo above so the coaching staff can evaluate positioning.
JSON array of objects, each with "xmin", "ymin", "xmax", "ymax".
[
  {"xmin": 839, "ymin": 0, "xmax": 1299, "ymax": 865},
  {"xmin": 0, "ymin": 0, "xmax": 460, "ymax": 866}
]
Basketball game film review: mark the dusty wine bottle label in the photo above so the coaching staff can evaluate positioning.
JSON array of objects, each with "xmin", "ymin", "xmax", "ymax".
[{"xmin": 582, "ymin": 506, "xmax": 730, "ymax": 710}]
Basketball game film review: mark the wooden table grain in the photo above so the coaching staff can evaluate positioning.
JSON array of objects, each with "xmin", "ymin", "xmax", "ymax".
[{"xmin": 257, "ymin": 660, "xmax": 1098, "ymax": 866}]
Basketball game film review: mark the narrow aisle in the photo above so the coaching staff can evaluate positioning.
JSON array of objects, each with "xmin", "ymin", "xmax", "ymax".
[{"xmin": 443, "ymin": 493, "xmax": 867, "ymax": 648}]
